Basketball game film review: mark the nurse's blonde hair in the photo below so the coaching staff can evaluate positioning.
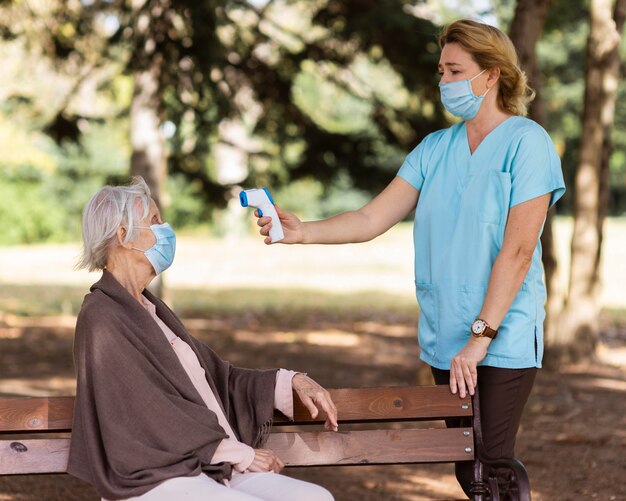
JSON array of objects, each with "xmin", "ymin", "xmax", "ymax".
[{"xmin": 439, "ymin": 19, "xmax": 535, "ymax": 117}]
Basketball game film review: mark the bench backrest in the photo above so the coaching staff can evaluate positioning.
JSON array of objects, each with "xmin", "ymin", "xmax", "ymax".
[{"xmin": 0, "ymin": 386, "xmax": 475, "ymax": 474}]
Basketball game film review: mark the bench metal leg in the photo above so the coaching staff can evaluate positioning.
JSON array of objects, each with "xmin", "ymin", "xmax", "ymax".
[
  {"xmin": 478, "ymin": 458, "xmax": 532, "ymax": 501},
  {"xmin": 470, "ymin": 458, "xmax": 488, "ymax": 501}
]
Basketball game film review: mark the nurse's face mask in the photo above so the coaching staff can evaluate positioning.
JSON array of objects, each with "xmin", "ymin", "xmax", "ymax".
[
  {"xmin": 439, "ymin": 68, "xmax": 490, "ymax": 120},
  {"xmin": 132, "ymin": 223, "xmax": 177, "ymax": 275}
]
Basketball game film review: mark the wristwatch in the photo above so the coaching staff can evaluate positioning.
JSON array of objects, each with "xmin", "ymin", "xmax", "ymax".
[{"xmin": 471, "ymin": 319, "xmax": 498, "ymax": 339}]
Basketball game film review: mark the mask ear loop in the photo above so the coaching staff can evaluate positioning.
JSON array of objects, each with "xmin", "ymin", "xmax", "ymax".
[
  {"xmin": 130, "ymin": 226, "xmax": 153, "ymax": 253},
  {"xmin": 470, "ymin": 68, "xmax": 491, "ymax": 98},
  {"xmin": 469, "ymin": 68, "xmax": 487, "ymax": 82}
]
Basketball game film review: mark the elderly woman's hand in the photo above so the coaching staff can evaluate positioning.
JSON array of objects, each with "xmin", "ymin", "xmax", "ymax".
[
  {"xmin": 248, "ymin": 449, "xmax": 284, "ymax": 473},
  {"xmin": 292, "ymin": 374, "xmax": 338, "ymax": 431}
]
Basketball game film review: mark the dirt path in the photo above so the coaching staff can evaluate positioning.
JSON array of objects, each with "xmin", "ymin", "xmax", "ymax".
[{"xmin": 1, "ymin": 306, "xmax": 625, "ymax": 500}]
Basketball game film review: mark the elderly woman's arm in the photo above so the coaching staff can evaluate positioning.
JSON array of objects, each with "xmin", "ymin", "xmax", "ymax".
[
  {"xmin": 210, "ymin": 370, "xmax": 337, "ymax": 473},
  {"xmin": 449, "ymin": 193, "xmax": 551, "ymax": 398}
]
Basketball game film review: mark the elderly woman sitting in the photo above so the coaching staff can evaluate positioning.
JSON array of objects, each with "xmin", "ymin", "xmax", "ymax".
[{"xmin": 68, "ymin": 177, "xmax": 337, "ymax": 501}]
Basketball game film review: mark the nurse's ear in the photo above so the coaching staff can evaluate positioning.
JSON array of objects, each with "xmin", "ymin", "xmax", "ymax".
[{"xmin": 486, "ymin": 67, "xmax": 501, "ymax": 90}]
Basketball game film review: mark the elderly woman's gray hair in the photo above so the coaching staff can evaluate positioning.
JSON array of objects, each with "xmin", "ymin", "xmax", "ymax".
[{"xmin": 77, "ymin": 177, "xmax": 152, "ymax": 272}]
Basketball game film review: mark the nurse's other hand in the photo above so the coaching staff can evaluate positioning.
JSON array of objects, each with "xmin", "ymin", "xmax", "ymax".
[
  {"xmin": 255, "ymin": 205, "xmax": 304, "ymax": 245},
  {"xmin": 449, "ymin": 337, "xmax": 490, "ymax": 399},
  {"xmin": 248, "ymin": 449, "xmax": 285, "ymax": 473}
]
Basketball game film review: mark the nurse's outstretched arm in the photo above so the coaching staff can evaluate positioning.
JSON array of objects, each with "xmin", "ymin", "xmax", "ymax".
[
  {"xmin": 449, "ymin": 193, "xmax": 551, "ymax": 399},
  {"xmin": 256, "ymin": 177, "xmax": 419, "ymax": 245}
]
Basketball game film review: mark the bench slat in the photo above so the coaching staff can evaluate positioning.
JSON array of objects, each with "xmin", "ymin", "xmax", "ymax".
[
  {"xmin": 0, "ymin": 427, "xmax": 474, "ymax": 474},
  {"xmin": 0, "ymin": 438, "xmax": 70, "ymax": 474},
  {"xmin": 266, "ymin": 428, "xmax": 475, "ymax": 466},
  {"xmin": 0, "ymin": 387, "xmax": 471, "ymax": 432},
  {"xmin": 279, "ymin": 386, "xmax": 472, "ymax": 423},
  {"xmin": 0, "ymin": 397, "xmax": 74, "ymax": 433}
]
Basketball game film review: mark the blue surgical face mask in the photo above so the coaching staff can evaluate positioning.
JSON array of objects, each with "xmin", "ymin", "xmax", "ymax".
[
  {"xmin": 439, "ymin": 69, "xmax": 489, "ymax": 120},
  {"xmin": 132, "ymin": 223, "xmax": 176, "ymax": 275}
]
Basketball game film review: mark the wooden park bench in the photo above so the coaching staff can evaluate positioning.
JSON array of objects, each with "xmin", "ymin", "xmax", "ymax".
[{"xmin": 0, "ymin": 386, "xmax": 531, "ymax": 500}]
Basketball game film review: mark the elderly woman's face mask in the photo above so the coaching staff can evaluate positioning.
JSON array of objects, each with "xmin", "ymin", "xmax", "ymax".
[{"xmin": 132, "ymin": 223, "xmax": 177, "ymax": 275}]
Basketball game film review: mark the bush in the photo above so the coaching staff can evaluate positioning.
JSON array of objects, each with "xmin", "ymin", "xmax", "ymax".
[{"xmin": 0, "ymin": 176, "xmax": 68, "ymax": 244}]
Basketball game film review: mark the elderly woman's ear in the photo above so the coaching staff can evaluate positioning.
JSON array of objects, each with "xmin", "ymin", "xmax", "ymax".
[{"xmin": 116, "ymin": 226, "xmax": 131, "ymax": 248}]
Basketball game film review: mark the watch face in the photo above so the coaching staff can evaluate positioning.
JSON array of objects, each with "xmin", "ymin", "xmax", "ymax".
[{"xmin": 472, "ymin": 320, "xmax": 486, "ymax": 334}]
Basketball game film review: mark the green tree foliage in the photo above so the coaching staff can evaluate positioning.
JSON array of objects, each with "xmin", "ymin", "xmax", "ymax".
[
  {"xmin": 0, "ymin": 110, "xmax": 66, "ymax": 244},
  {"xmin": 536, "ymin": 0, "xmax": 589, "ymax": 214},
  {"xmin": 499, "ymin": 0, "xmax": 626, "ymax": 216},
  {"xmin": 4, "ymin": 0, "xmax": 625, "ymax": 245},
  {"xmin": 242, "ymin": 0, "xmax": 445, "ymax": 193},
  {"xmin": 505, "ymin": 0, "xmax": 626, "ymax": 215},
  {"xmin": 0, "ymin": 170, "xmax": 66, "ymax": 244},
  {"xmin": 0, "ymin": 0, "xmax": 448, "ymax": 244}
]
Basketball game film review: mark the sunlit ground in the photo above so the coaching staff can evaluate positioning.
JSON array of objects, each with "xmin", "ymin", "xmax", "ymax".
[{"xmin": 0, "ymin": 217, "xmax": 625, "ymax": 307}]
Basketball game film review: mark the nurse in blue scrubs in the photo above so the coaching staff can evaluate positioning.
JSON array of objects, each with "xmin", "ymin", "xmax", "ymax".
[{"xmin": 255, "ymin": 19, "xmax": 565, "ymax": 496}]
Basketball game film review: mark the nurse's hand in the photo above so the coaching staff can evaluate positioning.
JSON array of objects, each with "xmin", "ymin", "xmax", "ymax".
[
  {"xmin": 248, "ymin": 449, "xmax": 285, "ymax": 473},
  {"xmin": 449, "ymin": 337, "xmax": 491, "ymax": 399},
  {"xmin": 255, "ymin": 205, "xmax": 304, "ymax": 245}
]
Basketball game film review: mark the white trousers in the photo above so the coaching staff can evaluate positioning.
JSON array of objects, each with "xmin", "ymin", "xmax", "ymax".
[{"xmin": 107, "ymin": 472, "xmax": 334, "ymax": 501}]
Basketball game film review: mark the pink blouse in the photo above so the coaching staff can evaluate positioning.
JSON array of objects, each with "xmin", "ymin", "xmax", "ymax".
[{"xmin": 141, "ymin": 297, "xmax": 296, "ymax": 472}]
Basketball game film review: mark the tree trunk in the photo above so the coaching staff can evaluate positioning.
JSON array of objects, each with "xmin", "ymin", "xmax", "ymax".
[
  {"xmin": 130, "ymin": 56, "xmax": 167, "ymax": 298},
  {"xmin": 130, "ymin": 3, "xmax": 166, "ymax": 299},
  {"xmin": 552, "ymin": 0, "xmax": 626, "ymax": 362},
  {"xmin": 508, "ymin": 0, "xmax": 560, "ymax": 347},
  {"xmin": 131, "ymin": 64, "xmax": 166, "ymax": 211}
]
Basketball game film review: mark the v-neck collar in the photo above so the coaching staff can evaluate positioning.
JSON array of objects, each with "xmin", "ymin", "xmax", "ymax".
[
  {"xmin": 453, "ymin": 116, "xmax": 516, "ymax": 189},
  {"xmin": 463, "ymin": 115, "xmax": 515, "ymax": 157}
]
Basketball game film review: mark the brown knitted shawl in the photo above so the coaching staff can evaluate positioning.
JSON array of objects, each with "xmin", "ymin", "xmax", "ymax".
[{"xmin": 67, "ymin": 271, "xmax": 277, "ymax": 500}]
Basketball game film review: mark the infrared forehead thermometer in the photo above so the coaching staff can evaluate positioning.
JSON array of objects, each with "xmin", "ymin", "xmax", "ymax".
[{"xmin": 239, "ymin": 188, "xmax": 285, "ymax": 243}]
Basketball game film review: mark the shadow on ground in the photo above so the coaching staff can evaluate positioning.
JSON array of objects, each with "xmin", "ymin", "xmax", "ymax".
[{"xmin": 1, "ymin": 285, "xmax": 625, "ymax": 500}]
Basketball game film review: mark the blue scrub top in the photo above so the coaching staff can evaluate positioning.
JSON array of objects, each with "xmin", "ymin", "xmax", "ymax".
[{"xmin": 397, "ymin": 116, "xmax": 565, "ymax": 370}]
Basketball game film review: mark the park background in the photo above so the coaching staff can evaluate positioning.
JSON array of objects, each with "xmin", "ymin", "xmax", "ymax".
[{"xmin": 0, "ymin": 0, "xmax": 625, "ymax": 499}]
